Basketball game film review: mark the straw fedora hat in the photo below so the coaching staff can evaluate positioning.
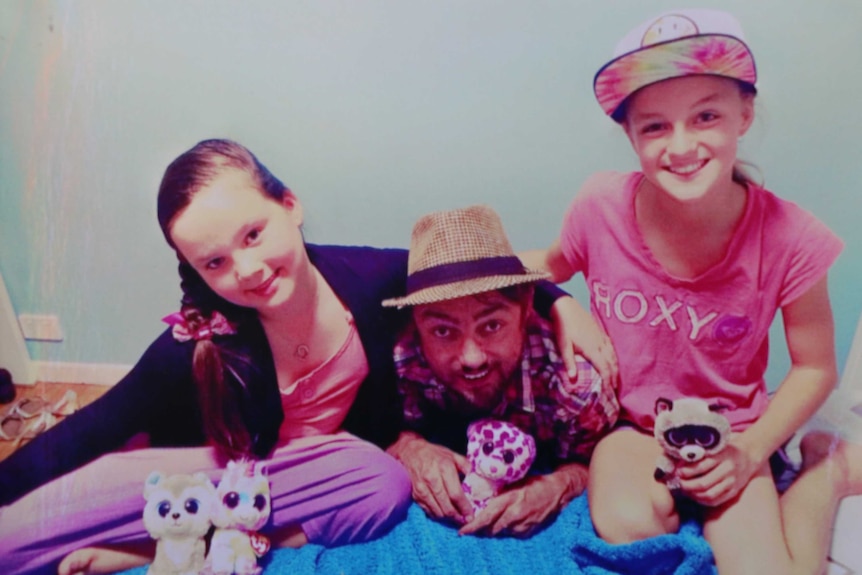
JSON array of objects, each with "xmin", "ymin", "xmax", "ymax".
[{"xmin": 382, "ymin": 205, "xmax": 549, "ymax": 308}]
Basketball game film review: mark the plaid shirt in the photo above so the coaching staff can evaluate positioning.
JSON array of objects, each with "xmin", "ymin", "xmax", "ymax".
[{"xmin": 394, "ymin": 311, "xmax": 619, "ymax": 463}]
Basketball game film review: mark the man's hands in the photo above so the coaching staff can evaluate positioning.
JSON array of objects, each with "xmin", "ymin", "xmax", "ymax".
[
  {"xmin": 386, "ymin": 431, "xmax": 474, "ymax": 524},
  {"xmin": 459, "ymin": 462, "xmax": 587, "ymax": 536},
  {"xmin": 388, "ymin": 433, "xmax": 588, "ymax": 537}
]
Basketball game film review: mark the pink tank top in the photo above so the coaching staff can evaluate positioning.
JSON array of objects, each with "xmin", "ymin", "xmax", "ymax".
[{"xmin": 277, "ymin": 315, "xmax": 369, "ymax": 444}]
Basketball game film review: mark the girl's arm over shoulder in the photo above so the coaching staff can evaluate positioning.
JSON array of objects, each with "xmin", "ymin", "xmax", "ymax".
[
  {"xmin": 548, "ymin": 292, "xmax": 619, "ymax": 389},
  {"xmin": 520, "ymin": 245, "xmax": 618, "ymax": 387},
  {"xmin": 520, "ymin": 239, "xmax": 575, "ymax": 284}
]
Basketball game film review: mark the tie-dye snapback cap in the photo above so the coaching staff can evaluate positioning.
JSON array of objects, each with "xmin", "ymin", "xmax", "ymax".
[{"xmin": 594, "ymin": 9, "xmax": 757, "ymax": 121}]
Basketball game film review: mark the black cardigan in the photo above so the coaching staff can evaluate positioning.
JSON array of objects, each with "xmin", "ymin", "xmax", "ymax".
[{"xmin": 0, "ymin": 244, "xmax": 564, "ymax": 506}]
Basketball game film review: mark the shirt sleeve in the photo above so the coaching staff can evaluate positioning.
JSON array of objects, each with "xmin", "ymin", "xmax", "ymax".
[
  {"xmin": 778, "ymin": 208, "xmax": 844, "ymax": 308},
  {"xmin": 558, "ymin": 172, "xmax": 621, "ymax": 275},
  {"xmin": 532, "ymin": 280, "xmax": 570, "ymax": 318}
]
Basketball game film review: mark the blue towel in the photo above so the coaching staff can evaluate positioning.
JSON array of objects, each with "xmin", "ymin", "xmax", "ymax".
[
  {"xmin": 568, "ymin": 495, "xmax": 716, "ymax": 575},
  {"xmin": 115, "ymin": 493, "xmax": 715, "ymax": 575}
]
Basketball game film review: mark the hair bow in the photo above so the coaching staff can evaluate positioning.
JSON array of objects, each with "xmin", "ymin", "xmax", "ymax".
[{"xmin": 162, "ymin": 310, "xmax": 236, "ymax": 342}]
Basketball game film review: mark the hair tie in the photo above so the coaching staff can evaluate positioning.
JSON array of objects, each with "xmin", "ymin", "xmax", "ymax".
[{"xmin": 162, "ymin": 309, "xmax": 236, "ymax": 342}]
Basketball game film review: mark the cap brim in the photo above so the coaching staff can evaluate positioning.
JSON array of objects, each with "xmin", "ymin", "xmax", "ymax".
[
  {"xmin": 594, "ymin": 34, "xmax": 756, "ymax": 118},
  {"xmin": 382, "ymin": 270, "xmax": 550, "ymax": 309}
]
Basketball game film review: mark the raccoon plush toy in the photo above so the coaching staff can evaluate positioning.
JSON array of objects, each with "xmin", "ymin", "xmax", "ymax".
[
  {"xmin": 142, "ymin": 471, "xmax": 216, "ymax": 575},
  {"xmin": 653, "ymin": 397, "xmax": 731, "ymax": 491}
]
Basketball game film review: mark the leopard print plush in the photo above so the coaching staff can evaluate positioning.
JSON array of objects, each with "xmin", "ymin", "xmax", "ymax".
[{"xmin": 461, "ymin": 419, "xmax": 536, "ymax": 511}]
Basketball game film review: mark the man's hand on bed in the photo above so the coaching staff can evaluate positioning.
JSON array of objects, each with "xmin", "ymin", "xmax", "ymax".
[
  {"xmin": 386, "ymin": 431, "xmax": 474, "ymax": 525},
  {"xmin": 458, "ymin": 463, "xmax": 587, "ymax": 537}
]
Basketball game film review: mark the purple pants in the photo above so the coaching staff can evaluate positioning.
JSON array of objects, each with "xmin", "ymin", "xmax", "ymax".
[{"xmin": 0, "ymin": 432, "xmax": 411, "ymax": 575}]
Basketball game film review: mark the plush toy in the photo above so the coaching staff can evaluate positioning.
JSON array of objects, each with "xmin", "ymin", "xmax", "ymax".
[
  {"xmin": 653, "ymin": 397, "xmax": 731, "ymax": 491},
  {"xmin": 142, "ymin": 471, "xmax": 216, "ymax": 575},
  {"xmin": 206, "ymin": 460, "xmax": 272, "ymax": 575},
  {"xmin": 461, "ymin": 419, "xmax": 536, "ymax": 512}
]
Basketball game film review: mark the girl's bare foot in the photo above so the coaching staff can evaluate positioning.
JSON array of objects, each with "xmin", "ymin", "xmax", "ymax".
[
  {"xmin": 58, "ymin": 545, "xmax": 152, "ymax": 575},
  {"xmin": 268, "ymin": 523, "xmax": 308, "ymax": 548},
  {"xmin": 800, "ymin": 430, "xmax": 862, "ymax": 497}
]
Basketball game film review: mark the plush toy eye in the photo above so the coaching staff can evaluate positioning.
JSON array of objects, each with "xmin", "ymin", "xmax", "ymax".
[
  {"xmin": 185, "ymin": 498, "xmax": 200, "ymax": 514},
  {"xmin": 665, "ymin": 428, "xmax": 689, "ymax": 447},
  {"xmin": 223, "ymin": 491, "xmax": 240, "ymax": 509},
  {"xmin": 665, "ymin": 425, "xmax": 720, "ymax": 449},
  {"xmin": 482, "ymin": 441, "xmax": 495, "ymax": 455},
  {"xmin": 692, "ymin": 427, "xmax": 719, "ymax": 449},
  {"xmin": 502, "ymin": 450, "xmax": 515, "ymax": 464},
  {"xmin": 253, "ymin": 494, "xmax": 267, "ymax": 511},
  {"xmin": 157, "ymin": 501, "xmax": 172, "ymax": 518}
]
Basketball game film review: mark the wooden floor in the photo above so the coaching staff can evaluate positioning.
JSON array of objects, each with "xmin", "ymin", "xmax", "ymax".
[{"xmin": 0, "ymin": 382, "xmax": 108, "ymax": 462}]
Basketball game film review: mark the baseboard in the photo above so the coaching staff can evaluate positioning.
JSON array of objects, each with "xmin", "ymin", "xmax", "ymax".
[
  {"xmin": 0, "ymin": 272, "xmax": 35, "ymax": 385},
  {"xmin": 29, "ymin": 361, "xmax": 131, "ymax": 386}
]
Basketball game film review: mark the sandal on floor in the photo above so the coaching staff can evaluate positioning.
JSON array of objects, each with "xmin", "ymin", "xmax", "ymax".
[
  {"xmin": 10, "ymin": 396, "xmax": 52, "ymax": 419},
  {"xmin": 0, "ymin": 390, "xmax": 77, "ymax": 442},
  {"xmin": 0, "ymin": 410, "xmax": 58, "ymax": 445},
  {"xmin": 11, "ymin": 410, "xmax": 58, "ymax": 448},
  {"xmin": 51, "ymin": 390, "xmax": 78, "ymax": 416},
  {"xmin": 0, "ymin": 411, "xmax": 26, "ymax": 441},
  {"xmin": 5, "ymin": 390, "xmax": 78, "ymax": 419}
]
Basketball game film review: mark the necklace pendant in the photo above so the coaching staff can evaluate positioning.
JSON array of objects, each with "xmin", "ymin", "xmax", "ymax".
[{"xmin": 294, "ymin": 344, "xmax": 309, "ymax": 359}]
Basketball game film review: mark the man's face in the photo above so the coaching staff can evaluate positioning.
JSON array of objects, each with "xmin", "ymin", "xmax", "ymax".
[{"xmin": 413, "ymin": 290, "xmax": 528, "ymax": 414}]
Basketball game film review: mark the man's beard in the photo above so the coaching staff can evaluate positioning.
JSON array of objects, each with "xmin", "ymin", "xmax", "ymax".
[{"xmin": 443, "ymin": 380, "xmax": 507, "ymax": 417}]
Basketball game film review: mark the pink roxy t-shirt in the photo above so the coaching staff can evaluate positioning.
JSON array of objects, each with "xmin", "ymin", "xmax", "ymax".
[
  {"xmin": 559, "ymin": 171, "xmax": 844, "ymax": 432},
  {"xmin": 277, "ymin": 315, "xmax": 368, "ymax": 444}
]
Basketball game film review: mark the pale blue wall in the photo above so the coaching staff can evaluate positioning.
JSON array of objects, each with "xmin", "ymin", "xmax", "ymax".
[{"xmin": 1, "ymin": 0, "xmax": 860, "ymax": 390}]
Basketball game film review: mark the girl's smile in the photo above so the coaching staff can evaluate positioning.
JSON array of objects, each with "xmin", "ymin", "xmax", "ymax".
[
  {"xmin": 248, "ymin": 269, "xmax": 280, "ymax": 297},
  {"xmin": 624, "ymin": 75, "xmax": 754, "ymax": 205},
  {"xmin": 666, "ymin": 160, "xmax": 707, "ymax": 177}
]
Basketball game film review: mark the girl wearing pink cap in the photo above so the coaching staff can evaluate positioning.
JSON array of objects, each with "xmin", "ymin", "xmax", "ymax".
[{"xmin": 525, "ymin": 8, "xmax": 862, "ymax": 574}]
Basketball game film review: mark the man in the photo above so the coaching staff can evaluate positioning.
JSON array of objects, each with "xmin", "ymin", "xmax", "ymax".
[{"xmin": 384, "ymin": 205, "xmax": 618, "ymax": 537}]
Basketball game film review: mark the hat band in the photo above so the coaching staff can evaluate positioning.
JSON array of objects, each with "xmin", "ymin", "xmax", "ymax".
[{"xmin": 406, "ymin": 256, "xmax": 527, "ymax": 294}]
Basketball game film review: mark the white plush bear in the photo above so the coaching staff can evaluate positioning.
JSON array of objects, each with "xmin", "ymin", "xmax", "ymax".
[{"xmin": 142, "ymin": 471, "xmax": 215, "ymax": 575}]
